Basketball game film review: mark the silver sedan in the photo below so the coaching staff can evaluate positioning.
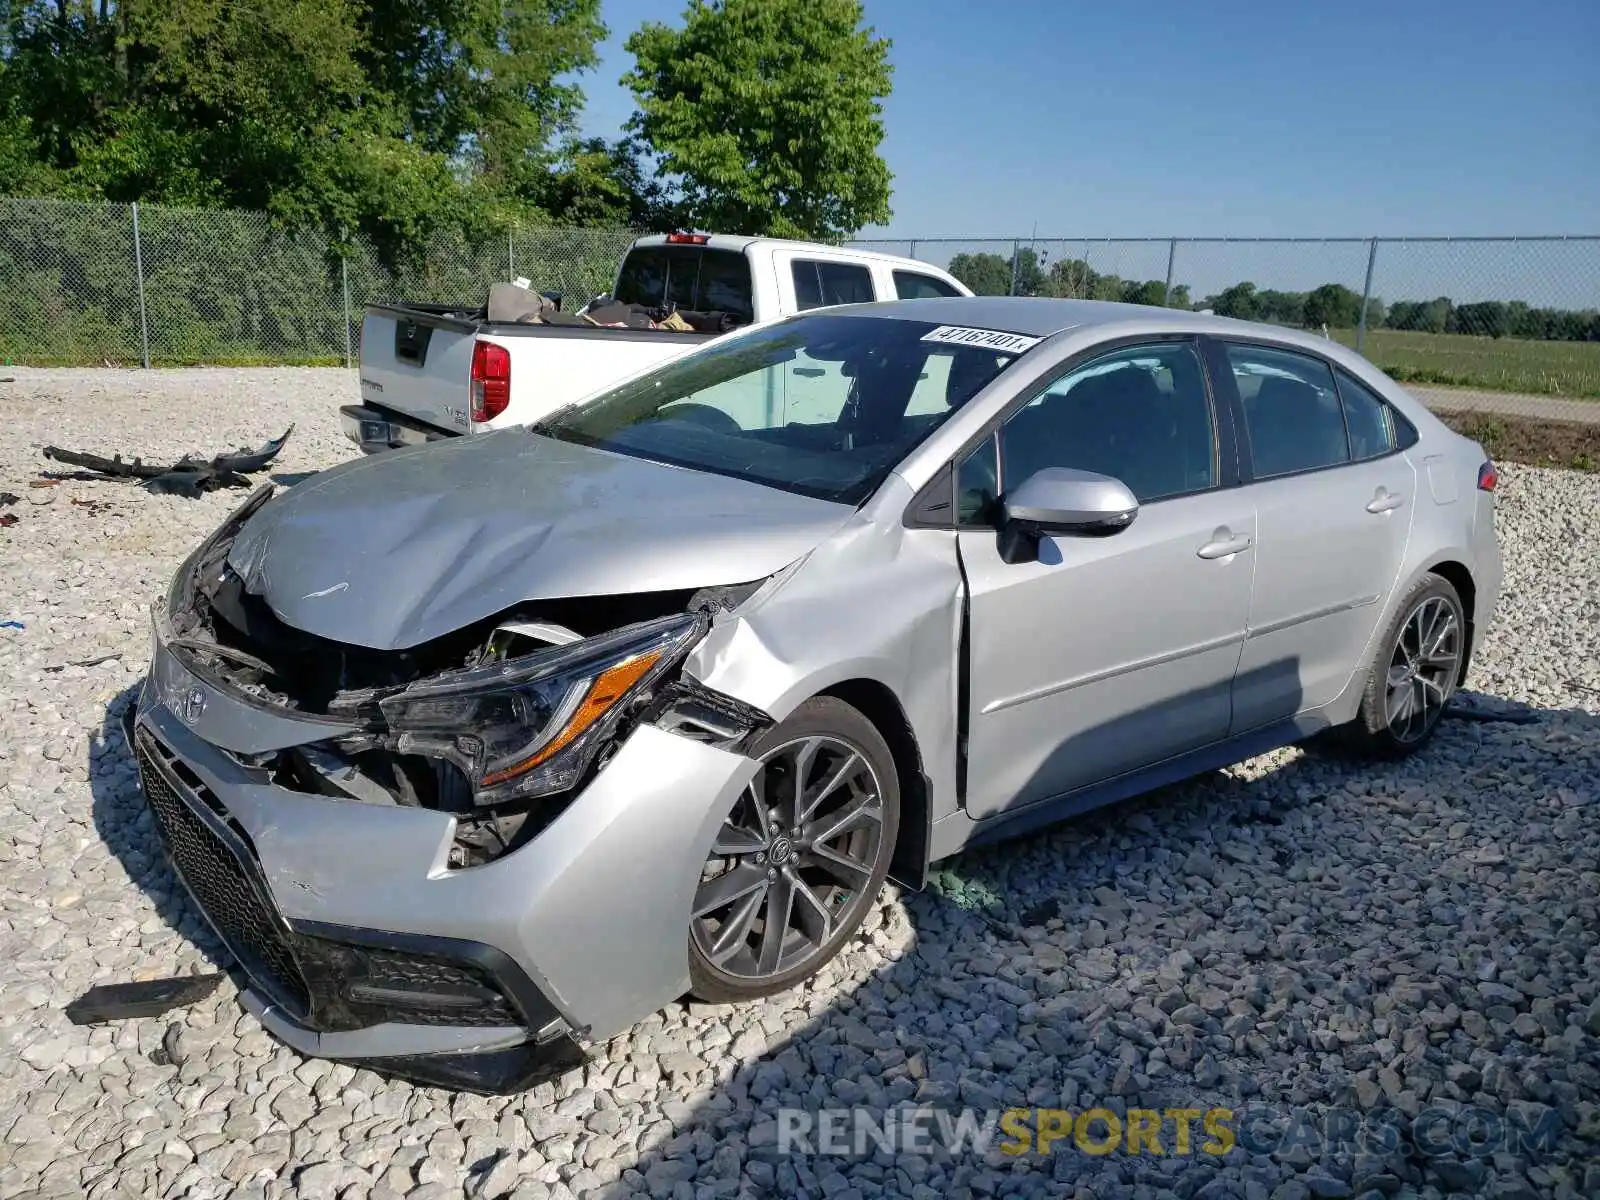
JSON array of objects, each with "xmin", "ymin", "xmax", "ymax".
[{"xmin": 129, "ymin": 297, "xmax": 1502, "ymax": 1090}]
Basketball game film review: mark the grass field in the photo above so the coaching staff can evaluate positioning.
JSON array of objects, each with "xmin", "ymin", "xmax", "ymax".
[{"xmin": 1329, "ymin": 328, "xmax": 1600, "ymax": 399}]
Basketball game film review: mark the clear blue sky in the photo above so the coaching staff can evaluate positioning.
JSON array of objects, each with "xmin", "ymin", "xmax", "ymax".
[{"xmin": 577, "ymin": 0, "xmax": 1599, "ymax": 239}]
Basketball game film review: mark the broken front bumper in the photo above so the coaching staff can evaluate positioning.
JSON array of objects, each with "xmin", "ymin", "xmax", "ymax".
[{"xmin": 128, "ymin": 636, "xmax": 759, "ymax": 1091}]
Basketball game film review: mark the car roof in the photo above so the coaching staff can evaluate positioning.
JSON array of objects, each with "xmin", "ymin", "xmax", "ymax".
[
  {"xmin": 834, "ymin": 295, "xmax": 1351, "ymax": 353},
  {"xmin": 625, "ymin": 233, "xmax": 964, "ymax": 276}
]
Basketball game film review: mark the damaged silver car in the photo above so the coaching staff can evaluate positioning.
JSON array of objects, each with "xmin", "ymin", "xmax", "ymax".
[{"xmin": 128, "ymin": 297, "xmax": 1502, "ymax": 1090}]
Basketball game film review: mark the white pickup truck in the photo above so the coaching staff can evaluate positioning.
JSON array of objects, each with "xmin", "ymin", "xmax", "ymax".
[{"xmin": 342, "ymin": 232, "xmax": 972, "ymax": 452}]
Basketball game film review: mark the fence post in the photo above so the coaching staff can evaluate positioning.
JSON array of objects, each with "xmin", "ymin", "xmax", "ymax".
[
  {"xmin": 908, "ymin": 239, "xmax": 918, "ymax": 261},
  {"xmin": 1162, "ymin": 238, "xmax": 1178, "ymax": 306},
  {"xmin": 1357, "ymin": 237, "xmax": 1379, "ymax": 353},
  {"xmin": 340, "ymin": 250, "xmax": 353, "ymax": 370},
  {"xmin": 1008, "ymin": 239, "xmax": 1020, "ymax": 296},
  {"xmin": 508, "ymin": 229, "xmax": 516, "ymax": 280},
  {"xmin": 131, "ymin": 202, "xmax": 151, "ymax": 369}
]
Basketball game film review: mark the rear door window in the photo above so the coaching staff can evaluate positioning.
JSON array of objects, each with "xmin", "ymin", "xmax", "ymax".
[
  {"xmin": 1226, "ymin": 344, "xmax": 1350, "ymax": 479},
  {"xmin": 893, "ymin": 270, "xmax": 963, "ymax": 299},
  {"xmin": 792, "ymin": 260, "xmax": 877, "ymax": 310},
  {"xmin": 614, "ymin": 247, "xmax": 753, "ymax": 322}
]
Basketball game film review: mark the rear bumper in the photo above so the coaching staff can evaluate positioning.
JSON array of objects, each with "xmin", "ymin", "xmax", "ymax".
[{"xmin": 340, "ymin": 403, "xmax": 454, "ymax": 454}]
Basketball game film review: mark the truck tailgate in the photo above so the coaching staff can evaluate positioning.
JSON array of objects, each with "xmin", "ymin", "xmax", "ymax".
[{"xmin": 358, "ymin": 306, "xmax": 477, "ymax": 435}]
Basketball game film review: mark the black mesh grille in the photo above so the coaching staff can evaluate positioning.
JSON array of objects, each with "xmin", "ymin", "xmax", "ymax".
[
  {"xmin": 352, "ymin": 947, "xmax": 521, "ymax": 1027},
  {"xmin": 135, "ymin": 729, "xmax": 531, "ymax": 1035},
  {"xmin": 136, "ymin": 738, "xmax": 312, "ymax": 1017}
]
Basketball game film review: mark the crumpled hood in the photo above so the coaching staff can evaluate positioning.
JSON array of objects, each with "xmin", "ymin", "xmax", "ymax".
[{"xmin": 226, "ymin": 430, "xmax": 853, "ymax": 650}]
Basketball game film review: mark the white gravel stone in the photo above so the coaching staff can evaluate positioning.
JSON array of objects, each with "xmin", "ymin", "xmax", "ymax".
[{"xmin": 1, "ymin": 367, "xmax": 1597, "ymax": 1198}]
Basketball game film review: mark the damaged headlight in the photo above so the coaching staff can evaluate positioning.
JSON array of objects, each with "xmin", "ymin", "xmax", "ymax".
[
  {"xmin": 165, "ymin": 482, "xmax": 276, "ymax": 617},
  {"xmin": 378, "ymin": 613, "xmax": 706, "ymax": 805}
]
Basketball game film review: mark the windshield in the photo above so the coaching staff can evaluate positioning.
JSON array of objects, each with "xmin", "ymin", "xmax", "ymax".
[{"xmin": 536, "ymin": 314, "xmax": 1025, "ymax": 504}]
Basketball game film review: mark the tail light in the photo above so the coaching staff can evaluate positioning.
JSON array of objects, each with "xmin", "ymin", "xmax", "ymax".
[
  {"xmin": 665, "ymin": 232, "xmax": 709, "ymax": 245},
  {"xmin": 1477, "ymin": 460, "xmax": 1498, "ymax": 492},
  {"xmin": 470, "ymin": 341, "xmax": 511, "ymax": 423}
]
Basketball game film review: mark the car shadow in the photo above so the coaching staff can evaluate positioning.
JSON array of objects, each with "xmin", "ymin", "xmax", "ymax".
[
  {"xmin": 90, "ymin": 683, "xmax": 234, "ymax": 976},
  {"xmin": 582, "ymin": 687, "xmax": 1597, "ymax": 1199}
]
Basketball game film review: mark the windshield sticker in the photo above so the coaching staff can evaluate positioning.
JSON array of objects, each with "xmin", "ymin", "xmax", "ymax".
[{"xmin": 920, "ymin": 325, "xmax": 1046, "ymax": 354}]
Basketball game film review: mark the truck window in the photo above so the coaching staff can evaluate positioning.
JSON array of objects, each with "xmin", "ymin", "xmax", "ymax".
[
  {"xmin": 614, "ymin": 246, "xmax": 753, "ymax": 323},
  {"xmin": 792, "ymin": 260, "xmax": 876, "ymax": 310},
  {"xmin": 893, "ymin": 270, "xmax": 962, "ymax": 299}
]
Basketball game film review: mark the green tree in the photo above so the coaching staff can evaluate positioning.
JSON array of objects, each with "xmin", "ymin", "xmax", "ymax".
[
  {"xmin": 1303, "ymin": 282, "xmax": 1361, "ymax": 329},
  {"xmin": 0, "ymin": 0, "xmax": 608, "ymax": 258},
  {"xmin": 1255, "ymin": 289, "xmax": 1305, "ymax": 326},
  {"xmin": 521, "ymin": 136, "xmax": 670, "ymax": 228},
  {"xmin": 1010, "ymin": 246, "xmax": 1045, "ymax": 296},
  {"xmin": 1211, "ymin": 281, "xmax": 1259, "ymax": 320},
  {"xmin": 1119, "ymin": 279, "xmax": 1167, "ymax": 307},
  {"xmin": 1044, "ymin": 257, "xmax": 1098, "ymax": 298},
  {"xmin": 1454, "ymin": 301, "xmax": 1510, "ymax": 338},
  {"xmin": 1421, "ymin": 296, "xmax": 1454, "ymax": 334},
  {"xmin": 947, "ymin": 252, "xmax": 1012, "ymax": 296},
  {"xmin": 622, "ymin": 0, "xmax": 893, "ymax": 239}
]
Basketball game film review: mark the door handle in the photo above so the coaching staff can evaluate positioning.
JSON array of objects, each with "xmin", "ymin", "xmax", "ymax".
[
  {"xmin": 1367, "ymin": 489, "xmax": 1406, "ymax": 514},
  {"xmin": 1197, "ymin": 533, "xmax": 1252, "ymax": 559}
]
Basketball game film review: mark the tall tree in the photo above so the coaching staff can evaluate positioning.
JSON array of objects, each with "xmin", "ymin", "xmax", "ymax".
[
  {"xmin": 947, "ymin": 252, "xmax": 1012, "ymax": 296},
  {"xmin": 622, "ymin": 0, "xmax": 893, "ymax": 239},
  {"xmin": 1303, "ymin": 282, "xmax": 1362, "ymax": 329},
  {"xmin": 0, "ymin": 1, "xmax": 607, "ymax": 255}
]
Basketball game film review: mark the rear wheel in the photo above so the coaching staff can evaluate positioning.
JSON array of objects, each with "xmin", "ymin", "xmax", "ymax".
[
  {"xmin": 1345, "ymin": 573, "xmax": 1465, "ymax": 757},
  {"xmin": 688, "ymin": 697, "xmax": 899, "ymax": 1003}
]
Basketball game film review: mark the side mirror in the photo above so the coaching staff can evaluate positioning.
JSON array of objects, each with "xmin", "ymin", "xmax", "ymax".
[{"xmin": 999, "ymin": 468, "xmax": 1138, "ymax": 562}]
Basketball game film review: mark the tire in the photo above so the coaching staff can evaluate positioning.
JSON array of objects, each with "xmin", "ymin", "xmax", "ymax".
[
  {"xmin": 688, "ymin": 696, "xmax": 901, "ymax": 1003},
  {"xmin": 1343, "ymin": 573, "xmax": 1466, "ymax": 758}
]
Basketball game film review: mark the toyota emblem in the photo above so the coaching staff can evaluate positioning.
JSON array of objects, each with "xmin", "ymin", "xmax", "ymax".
[{"xmin": 178, "ymin": 686, "xmax": 207, "ymax": 725}]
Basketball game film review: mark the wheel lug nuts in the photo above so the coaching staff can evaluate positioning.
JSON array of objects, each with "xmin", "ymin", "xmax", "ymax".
[
  {"xmin": 767, "ymin": 868, "xmax": 777, "ymax": 880},
  {"xmin": 755, "ymin": 853, "xmax": 766, "ymax": 864}
]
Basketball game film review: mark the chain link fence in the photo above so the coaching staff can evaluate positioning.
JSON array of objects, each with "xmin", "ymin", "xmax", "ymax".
[
  {"xmin": 847, "ymin": 235, "xmax": 1600, "ymax": 422},
  {"xmin": 0, "ymin": 197, "xmax": 638, "ymax": 368},
  {"xmin": 3, "ymin": 198, "xmax": 1597, "ymax": 422}
]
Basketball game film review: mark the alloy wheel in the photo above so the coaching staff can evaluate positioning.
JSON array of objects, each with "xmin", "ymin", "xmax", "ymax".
[
  {"xmin": 692, "ymin": 735, "xmax": 885, "ymax": 981},
  {"xmin": 1384, "ymin": 594, "xmax": 1461, "ymax": 743}
]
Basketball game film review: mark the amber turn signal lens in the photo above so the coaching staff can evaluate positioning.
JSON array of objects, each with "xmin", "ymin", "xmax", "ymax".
[{"xmin": 479, "ymin": 650, "xmax": 664, "ymax": 786}]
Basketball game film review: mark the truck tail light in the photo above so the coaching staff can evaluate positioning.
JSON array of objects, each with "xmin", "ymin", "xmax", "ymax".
[
  {"xmin": 665, "ymin": 232, "xmax": 709, "ymax": 245},
  {"xmin": 470, "ymin": 341, "xmax": 511, "ymax": 423},
  {"xmin": 1477, "ymin": 460, "xmax": 1498, "ymax": 492}
]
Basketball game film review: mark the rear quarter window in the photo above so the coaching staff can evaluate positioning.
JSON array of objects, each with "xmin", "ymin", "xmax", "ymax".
[
  {"xmin": 792, "ymin": 259, "xmax": 876, "ymax": 310},
  {"xmin": 893, "ymin": 270, "xmax": 963, "ymax": 299}
]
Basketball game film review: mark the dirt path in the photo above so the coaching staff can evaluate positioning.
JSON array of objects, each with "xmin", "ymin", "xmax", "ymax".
[{"xmin": 1408, "ymin": 384, "xmax": 1600, "ymax": 426}]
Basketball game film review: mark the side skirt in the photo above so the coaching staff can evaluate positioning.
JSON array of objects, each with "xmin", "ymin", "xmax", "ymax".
[{"xmin": 929, "ymin": 704, "xmax": 1345, "ymax": 861}]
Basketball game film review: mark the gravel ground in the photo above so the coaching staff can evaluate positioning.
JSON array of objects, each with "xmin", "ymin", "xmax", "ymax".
[{"xmin": 1, "ymin": 367, "xmax": 1597, "ymax": 1200}]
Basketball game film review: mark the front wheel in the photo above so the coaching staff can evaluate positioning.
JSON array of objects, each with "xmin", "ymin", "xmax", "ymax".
[
  {"xmin": 688, "ymin": 696, "xmax": 900, "ymax": 1003},
  {"xmin": 1344, "ymin": 573, "xmax": 1466, "ymax": 758}
]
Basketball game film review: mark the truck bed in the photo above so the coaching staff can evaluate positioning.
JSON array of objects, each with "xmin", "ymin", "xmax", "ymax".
[{"xmin": 354, "ymin": 302, "xmax": 717, "ymax": 445}]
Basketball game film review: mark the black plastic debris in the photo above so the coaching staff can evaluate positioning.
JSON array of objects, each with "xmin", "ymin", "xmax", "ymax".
[
  {"xmin": 65, "ymin": 974, "xmax": 225, "ymax": 1025},
  {"xmin": 44, "ymin": 651, "xmax": 122, "ymax": 673},
  {"xmin": 0, "ymin": 492, "xmax": 19, "ymax": 506},
  {"xmin": 42, "ymin": 426, "xmax": 294, "ymax": 497}
]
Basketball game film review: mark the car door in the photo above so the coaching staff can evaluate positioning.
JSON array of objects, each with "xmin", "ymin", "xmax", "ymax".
[
  {"xmin": 957, "ymin": 339, "xmax": 1257, "ymax": 821},
  {"xmin": 1213, "ymin": 339, "xmax": 1417, "ymax": 732}
]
